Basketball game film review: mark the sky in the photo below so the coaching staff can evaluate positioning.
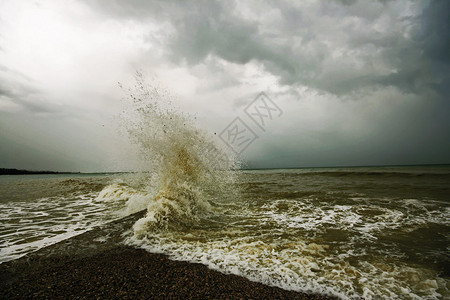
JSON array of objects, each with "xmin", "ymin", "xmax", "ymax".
[{"xmin": 0, "ymin": 0, "xmax": 449, "ymax": 172}]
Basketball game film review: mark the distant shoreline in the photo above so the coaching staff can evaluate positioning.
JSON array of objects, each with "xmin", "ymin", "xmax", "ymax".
[{"xmin": 0, "ymin": 168, "xmax": 80, "ymax": 175}]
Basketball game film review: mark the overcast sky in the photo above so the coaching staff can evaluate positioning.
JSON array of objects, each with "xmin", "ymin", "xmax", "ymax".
[{"xmin": 0, "ymin": 0, "xmax": 449, "ymax": 172}]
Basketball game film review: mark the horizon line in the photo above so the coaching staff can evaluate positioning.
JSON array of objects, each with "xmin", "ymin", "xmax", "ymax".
[{"xmin": 2, "ymin": 163, "xmax": 450, "ymax": 175}]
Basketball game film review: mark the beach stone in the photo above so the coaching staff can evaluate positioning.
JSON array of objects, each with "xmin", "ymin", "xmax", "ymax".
[{"xmin": 0, "ymin": 246, "xmax": 337, "ymax": 299}]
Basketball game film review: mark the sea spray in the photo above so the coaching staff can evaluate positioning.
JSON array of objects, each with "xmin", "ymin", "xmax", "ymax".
[
  {"xmin": 116, "ymin": 72, "xmax": 239, "ymax": 233},
  {"xmin": 97, "ymin": 74, "xmax": 450, "ymax": 299}
]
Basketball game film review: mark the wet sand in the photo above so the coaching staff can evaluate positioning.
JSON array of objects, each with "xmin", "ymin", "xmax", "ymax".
[{"xmin": 0, "ymin": 245, "xmax": 336, "ymax": 299}]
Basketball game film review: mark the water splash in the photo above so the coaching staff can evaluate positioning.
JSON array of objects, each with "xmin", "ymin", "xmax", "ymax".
[{"xmin": 117, "ymin": 73, "xmax": 238, "ymax": 233}]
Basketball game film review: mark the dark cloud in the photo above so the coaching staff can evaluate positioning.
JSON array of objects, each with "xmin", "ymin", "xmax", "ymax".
[
  {"xmin": 79, "ymin": 0, "xmax": 450, "ymax": 168},
  {"xmin": 84, "ymin": 0, "xmax": 449, "ymax": 98},
  {"xmin": 417, "ymin": 0, "xmax": 450, "ymax": 97},
  {"xmin": 372, "ymin": 0, "xmax": 450, "ymax": 97},
  {"xmin": 245, "ymin": 91, "xmax": 450, "ymax": 169},
  {"xmin": 420, "ymin": 0, "xmax": 450, "ymax": 64},
  {"xmin": 1, "ymin": 0, "xmax": 448, "ymax": 171}
]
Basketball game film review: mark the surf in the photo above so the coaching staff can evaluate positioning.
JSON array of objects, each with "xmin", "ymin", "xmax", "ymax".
[{"xmin": 102, "ymin": 73, "xmax": 238, "ymax": 234}]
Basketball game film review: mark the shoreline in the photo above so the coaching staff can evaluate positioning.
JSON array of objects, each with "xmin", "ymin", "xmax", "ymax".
[
  {"xmin": 0, "ymin": 245, "xmax": 336, "ymax": 299},
  {"xmin": 0, "ymin": 212, "xmax": 336, "ymax": 299}
]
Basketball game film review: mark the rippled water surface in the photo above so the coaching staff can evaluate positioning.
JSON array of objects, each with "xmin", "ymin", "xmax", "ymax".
[{"xmin": 0, "ymin": 166, "xmax": 449, "ymax": 299}]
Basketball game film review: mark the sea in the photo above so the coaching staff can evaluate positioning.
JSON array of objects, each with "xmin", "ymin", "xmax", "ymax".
[
  {"xmin": 0, "ymin": 166, "xmax": 449, "ymax": 299},
  {"xmin": 1, "ymin": 81, "xmax": 449, "ymax": 299}
]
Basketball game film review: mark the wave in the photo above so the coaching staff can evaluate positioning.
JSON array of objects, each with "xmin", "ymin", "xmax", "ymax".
[
  {"xmin": 92, "ymin": 75, "xmax": 449, "ymax": 299},
  {"xmin": 99, "ymin": 73, "xmax": 238, "ymax": 234}
]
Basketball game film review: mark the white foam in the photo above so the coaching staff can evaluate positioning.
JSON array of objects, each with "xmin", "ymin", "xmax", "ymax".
[
  {"xmin": 115, "ymin": 77, "xmax": 449, "ymax": 299},
  {"xmin": 125, "ymin": 190, "xmax": 449, "ymax": 299},
  {"xmin": 259, "ymin": 197, "xmax": 449, "ymax": 240},
  {"xmin": 0, "ymin": 192, "xmax": 121, "ymax": 263},
  {"xmin": 127, "ymin": 227, "xmax": 446, "ymax": 299}
]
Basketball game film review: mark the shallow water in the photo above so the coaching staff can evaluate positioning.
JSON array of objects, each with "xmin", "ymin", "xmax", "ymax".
[
  {"xmin": 1, "ymin": 166, "xmax": 448, "ymax": 299},
  {"xmin": 0, "ymin": 174, "xmax": 118, "ymax": 262}
]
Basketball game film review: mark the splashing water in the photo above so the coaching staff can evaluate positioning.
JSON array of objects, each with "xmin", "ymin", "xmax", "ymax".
[
  {"xmin": 92, "ymin": 77, "xmax": 450, "ymax": 299},
  {"xmin": 118, "ymin": 73, "xmax": 238, "ymax": 233},
  {"xmin": 2, "ymin": 74, "xmax": 447, "ymax": 299}
]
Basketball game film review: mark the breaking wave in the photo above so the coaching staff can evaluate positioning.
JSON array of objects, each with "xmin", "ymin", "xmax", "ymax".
[
  {"xmin": 100, "ymin": 73, "xmax": 238, "ymax": 234},
  {"xmin": 92, "ymin": 76, "xmax": 449, "ymax": 299}
]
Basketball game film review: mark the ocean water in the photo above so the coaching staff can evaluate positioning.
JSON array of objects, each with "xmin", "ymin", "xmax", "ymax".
[
  {"xmin": 0, "ymin": 167, "xmax": 449, "ymax": 299},
  {"xmin": 1, "ymin": 80, "xmax": 449, "ymax": 299}
]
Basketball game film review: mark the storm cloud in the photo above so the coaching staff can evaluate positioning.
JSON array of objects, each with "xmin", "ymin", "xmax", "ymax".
[
  {"xmin": 86, "ymin": 0, "xmax": 449, "ymax": 96},
  {"xmin": 0, "ymin": 0, "xmax": 448, "ymax": 171}
]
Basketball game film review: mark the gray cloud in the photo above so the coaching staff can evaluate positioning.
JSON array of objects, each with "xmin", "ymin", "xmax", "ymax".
[
  {"xmin": 0, "ymin": 65, "xmax": 57, "ymax": 114},
  {"xmin": 370, "ymin": 0, "xmax": 450, "ymax": 98},
  {"xmin": 1, "ymin": 0, "xmax": 448, "ymax": 171},
  {"xmin": 85, "ymin": 0, "xmax": 449, "ymax": 98}
]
